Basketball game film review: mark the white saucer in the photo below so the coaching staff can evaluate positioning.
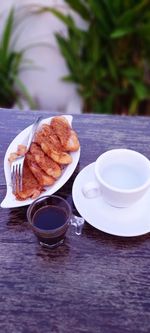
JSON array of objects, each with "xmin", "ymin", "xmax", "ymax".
[{"xmin": 72, "ymin": 163, "xmax": 150, "ymax": 237}]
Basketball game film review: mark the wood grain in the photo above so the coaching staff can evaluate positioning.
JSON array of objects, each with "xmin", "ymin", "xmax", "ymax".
[{"xmin": 0, "ymin": 109, "xmax": 150, "ymax": 333}]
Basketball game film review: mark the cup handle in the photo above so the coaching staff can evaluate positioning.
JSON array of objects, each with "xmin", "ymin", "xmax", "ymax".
[
  {"xmin": 70, "ymin": 215, "xmax": 85, "ymax": 235},
  {"xmin": 82, "ymin": 181, "xmax": 101, "ymax": 199}
]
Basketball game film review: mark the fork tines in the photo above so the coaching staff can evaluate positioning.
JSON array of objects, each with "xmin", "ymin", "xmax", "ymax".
[
  {"xmin": 11, "ymin": 159, "xmax": 24, "ymax": 193},
  {"xmin": 10, "ymin": 117, "xmax": 42, "ymax": 195}
]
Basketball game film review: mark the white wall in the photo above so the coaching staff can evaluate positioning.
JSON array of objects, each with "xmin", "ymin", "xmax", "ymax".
[{"xmin": 0, "ymin": 0, "xmax": 86, "ymax": 113}]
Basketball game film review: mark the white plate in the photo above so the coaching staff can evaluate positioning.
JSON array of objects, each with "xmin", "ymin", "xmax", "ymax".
[
  {"xmin": 72, "ymin": 163, "xmax": 150, "ymax": 237},
  {"xmin": 1, "ymin": 115, "xmax": 80, "ymax": 208}
]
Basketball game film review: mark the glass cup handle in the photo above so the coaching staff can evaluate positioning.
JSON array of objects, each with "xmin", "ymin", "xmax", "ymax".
[
  {"xmin": 70, "ymin": 215, "xmax": 85, "ymax": 235},
  {"xmin": 82, "ymin": 181, "xmax": 101, "ymax": 198}
]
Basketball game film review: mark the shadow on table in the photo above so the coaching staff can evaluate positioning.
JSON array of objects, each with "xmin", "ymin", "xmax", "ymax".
[{"xmin": 83, "ymin": 222, "xmax": 150, "ymax": 250}]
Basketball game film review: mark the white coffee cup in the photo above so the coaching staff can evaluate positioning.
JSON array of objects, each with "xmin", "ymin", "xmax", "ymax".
[{"xmin": 82, "ymin": 149, "xmax": 150, "ymax": 208}]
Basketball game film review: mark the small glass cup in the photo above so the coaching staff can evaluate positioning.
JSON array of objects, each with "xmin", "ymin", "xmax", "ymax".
[{"xmin": 27, "ymin": 195, "xmax": 84, "ymax": 249}]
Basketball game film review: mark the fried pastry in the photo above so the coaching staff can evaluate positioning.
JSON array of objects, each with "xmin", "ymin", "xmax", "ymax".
[
  {"xmin": 9, "ymin": 115, "xmax": 80, "ymax": 201},
  {"xmin": 8, "ymin": 152, "xmax": 19, "ymax": 164},
  {"xmin": 63, "ymin": 129, "xmax": 80, "ymax": 152},
  {"xmin": 30, "ymin": 142, "xmax": 62, "ymax": 179},
  {"xmin": 15, "ymin": 161, "xmax": 43, "ymax": 201},
  {"xmin": 17, "ymin": 144, "xmax": 27, "ymax": 156},
  {"xmin": 26, "ymin": 153, "xmax": 55, "ymax": 186},
  {"xmin": 50, "ymin": 116, "xmax": 80, "ymax": 152},
  {"xmin": 35, "ymin": 125, "xmax": 72, "ymax": 164},
  {"xmin": 8, "ymin": 144, "xmax": 27, "ymax": 164}
]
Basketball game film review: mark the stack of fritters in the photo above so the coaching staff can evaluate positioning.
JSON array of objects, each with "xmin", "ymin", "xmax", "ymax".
[{"xmin": 9, "ymin": 116, "xmax": 80, "ymax": 200}]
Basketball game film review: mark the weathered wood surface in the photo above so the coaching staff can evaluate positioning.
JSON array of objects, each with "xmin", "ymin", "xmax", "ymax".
[{"xmin": 0, "ymin": 108, "xmax": 150, "ymax": 333}]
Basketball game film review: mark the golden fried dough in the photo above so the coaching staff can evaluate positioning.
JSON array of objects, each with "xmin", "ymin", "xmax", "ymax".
[
  {"xmin": 50, "ymin": 116, "xmax": 71, "ymax": 147},
  {"xmin": 50, "ymin": 116, "xmax": 80, "ymax": 151},
  {"xmin": 35, "ymin": 125, "xmax": 72, "ymax": 164},
  {"xmin": 30, "ymin": 142, "xmax": 62, "ymax": 179},
  {"xmin": 8, "ymin": 153, "xmax": 19, "ymax": 164},
  {"xmin": 8, "ymin": 144, "xmax": 27, "ymax": 164},
  {"xmin": 26, "ymin": 153, "xmax": 55, "ymax": 186},
  {"xmin": 41, "ymin": 142, "xmax": 72, "ymax": 165},
  {"xmin": 15, "ymin": 161, "xmax": 43, "ymax": 200},
  {"xmin": 9, "ymin": 115, "xmax": 80, "ymax": 201},
  {"xmin": 64, "ymin": 129, "xmax": 80, "ymax": 152},
  {"xmin": 17, "ymin": 144, "xmax": 27, "ymax": 156}
]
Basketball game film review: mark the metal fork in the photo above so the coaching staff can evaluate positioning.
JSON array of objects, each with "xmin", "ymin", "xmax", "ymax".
[{"xmin": 11, "ymin": 116, "xmax": 42, "ymax": 193}]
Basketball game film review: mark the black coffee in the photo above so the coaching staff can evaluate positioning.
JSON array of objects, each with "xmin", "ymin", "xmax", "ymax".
[{"xmin": 33, "ymin": 205, "xmax": 67, "ymax": 230}]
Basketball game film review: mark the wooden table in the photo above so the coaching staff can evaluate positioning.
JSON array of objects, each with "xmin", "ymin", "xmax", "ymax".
[{"xmin": 0, "ymin": 108, "xmax": 150, "ymax": 333}]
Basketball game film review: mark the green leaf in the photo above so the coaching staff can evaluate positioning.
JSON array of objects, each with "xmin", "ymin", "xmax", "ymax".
[
  {"xmin": 0, "ymin": 6, "xmax": 43, "ymax": 108},
  {"xmin": 128, "ymin": 98, "xmax": 139, "ymax": 115},
  {"xmin": 130, "ymin": 80, "xmax": 149, "ymax": 100},
  {"xmin": 88, "ymin": 25, "xmax": 101, "ymax": 63},
  {"xmin": 99, "ymin": 0, "xmax": 115, "ymax": 25},
  {"xmin": 111, "ymin": 26, "xmax": 135, "ymax": 38},
  {"xmin": 1, "ymin": 8, "xmax": 14, "ymax": 56},
  {"xmin": 55, "ymin": 34, "xmax": 76, "ymax": 71},
  {"xmin": 39, "ymin": 8, "xmax": 77, "ymax": 32},
  {"xmin": 63, "ymin": 0, "xmax": 90, "ymax": 21},
  {"xmin": 106, "ymin": 53, "xmax": 118, "ymax": 80},
  {"xmin": 122, "ymin": 67, "xmax": 142, "ymax": 79},
  {"xmin": 88, "ymin": 2, "xmax": 112, "ymax": 34},
  {"xmin": 118, "ymin": 0, "xmax": 150, "ymax": 26}
]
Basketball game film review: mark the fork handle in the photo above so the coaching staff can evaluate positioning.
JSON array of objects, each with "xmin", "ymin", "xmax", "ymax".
[{"xmin": 26, "ymin": 116, "xmax": 42, "ymax": 151}]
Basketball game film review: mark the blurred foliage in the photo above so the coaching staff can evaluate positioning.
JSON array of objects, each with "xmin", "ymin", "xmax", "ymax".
[
  {"xmin": 41, "ymin": 0, "xmax": 150, "ymax": 115},
  {"xmin": 0, "ymin": 8, "xmax": 37, "ymax": 109}
]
